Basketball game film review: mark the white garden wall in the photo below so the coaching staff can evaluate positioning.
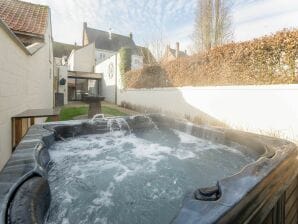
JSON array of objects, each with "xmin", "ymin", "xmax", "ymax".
[
  {"xmin": 0, "ymin": 18, "xmax": 53, "ymax": 171},
  {"xmin": 118, "ymin": 85, "xmax": 298, "ymax": 142}
]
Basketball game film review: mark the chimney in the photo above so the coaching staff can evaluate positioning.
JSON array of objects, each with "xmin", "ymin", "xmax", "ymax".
[
  {"xmin": 83, "ymin": 22, "xmax": 87, "ymax": 46},
  {"xmin": 166, "ymin": 44, "xmax": 170, "ymax": 54},
  {"xmin": 74, "ymin": 42, "xmax": 77, "ymax": 49},
  {"xmin": 129, "ymin": 32, "xmax": 133, "ymax": 40},
  {"xmin": 108, "ymin": 28, "xmax": 112, "ymax": 40},
  {"xmin": 176, "ymin": 42, "xmax": 180, "ymax": 58}
]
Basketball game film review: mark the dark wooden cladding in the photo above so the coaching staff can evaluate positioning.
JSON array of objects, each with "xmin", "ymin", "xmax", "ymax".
[
  {"xmin": 263, "ymin": 210, "xmax": 273, "ymax": 224},
  {"xmin": 11, "ymin": 109, "xmax": 59, "ymax": 149},
  {"xmin": 286, "ymin": 180, "xmax": 297, "ymax": 201},
  {"xmin": 262, "ymin": 177, "xmax": 298, "ymax": 224},
  {"xmin": 217, "ymin": 150, "xmax": 298, "ymax": 224},
  {"xmin": 285, "ymin": 177, "xmax": 298, "ymax": 224}
]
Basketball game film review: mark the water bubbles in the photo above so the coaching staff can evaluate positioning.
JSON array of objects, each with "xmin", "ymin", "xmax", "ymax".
[
  {"xmin": 92, "ymin": 183, "xmax": 115, "ymax": 208},
  {"xmin": 46, "ymin": 127, "xmax": 254, "ymax": 224}
]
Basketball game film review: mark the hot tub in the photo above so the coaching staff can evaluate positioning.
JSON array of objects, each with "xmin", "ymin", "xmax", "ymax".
[{"xmin": 0, "ymin": 114, "xmax": 297, "ymax": 224}]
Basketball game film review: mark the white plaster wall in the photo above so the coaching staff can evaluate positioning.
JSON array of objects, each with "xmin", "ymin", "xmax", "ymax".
[
  {"xmin": 0, "ymin": 19, "xmax": 53, "ymax": 170},
  {"xmin": 131, "ymin": 54, "xmax": 143, "ymax": 70},
  {"xmin": 58, "ymin": 66, "xmax": 68, "ymax": 104},
  {"xmin": 118, "ymin": 85, "xmax": 298, "ymax": 142},
  {"xmin": 68, "ymin": 43, "xmax": 95, "ymax": 72},
  {"xmin": 95, "ymin": 49, "xmax": 115, "ymax": 64},
  {"xmin": 95, "ymin": 55, "xmax": 118, "ymax": 103},
  {"xmin": 67, "ymin": 50, "xmax": 75, "ymax": 71},
  {"xmin": 94, "ymin": 52, "xmax": 141, "ymax": 103},
  {"xmin": 53, "ymin": 57, "xmax": 67, "ymax": 104}
]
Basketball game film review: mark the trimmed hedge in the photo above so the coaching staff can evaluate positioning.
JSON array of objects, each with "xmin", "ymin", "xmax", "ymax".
[
  {"xmin": 120, "ymin": 47, "xmax": 132, "ymax": 87},
  {"xmin": 120, "ymin": 47, "xmax": 132, "ymax": 74},
  {"xmin": 124, "ymin": 29, "xmax": 298, "ymax": 88}
]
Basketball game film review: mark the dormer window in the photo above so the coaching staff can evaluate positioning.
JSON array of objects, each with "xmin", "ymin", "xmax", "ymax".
[{"xmin": 99, "ymin": 53, "xmax": 105, "ymax": 60}]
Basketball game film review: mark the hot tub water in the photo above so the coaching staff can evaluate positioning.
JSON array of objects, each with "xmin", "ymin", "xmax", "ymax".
[{"xmin": 46, "ymin": 118, "xmax": 254, "ymax": 224}]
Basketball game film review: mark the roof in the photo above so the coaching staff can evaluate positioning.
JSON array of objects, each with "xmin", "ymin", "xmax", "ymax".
[
  {"xmin": 0, "ymin": 17, "xmax": 31, "ymax": 54},
  {"xmin": 168, "ymin": 47, "xmax": 187, "ymax": 57},
  {"xmin": 0, "ymin": 0, "xmax": 48, "ymax": 37},
  {"xmin": 137, "ymin": 46, "xmax": 156, "ymax": 64},
  {"xmin": 85, "ymin": 26, "xmax": 138, "ymax": 53},
  {"xmin": 53, "ymin": 41, "xmax": 80, "ymax": 58}
]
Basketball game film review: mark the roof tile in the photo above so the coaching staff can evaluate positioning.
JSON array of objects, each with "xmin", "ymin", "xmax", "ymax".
[{"xmin": 0, "ymin": 0, "xmax": 48, "ymax": 36}]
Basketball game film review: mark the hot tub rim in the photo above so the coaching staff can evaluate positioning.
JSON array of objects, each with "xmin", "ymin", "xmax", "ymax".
[{"xmin": 0, "ymin": 114, "xmax": 297, "ymax": 224}]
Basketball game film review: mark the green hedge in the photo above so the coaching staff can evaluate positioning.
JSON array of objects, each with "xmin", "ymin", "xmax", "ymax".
[{"xmin": 120, "ymin": 47, "xmax": 132, "ymax": 74}]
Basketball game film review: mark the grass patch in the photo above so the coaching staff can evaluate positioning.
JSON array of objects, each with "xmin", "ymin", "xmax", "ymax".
[
  {"xmin": 102, "ymin": 106, "xmax": 127, "ymax": 117},
  {"xmin": 59, "ymin": 107, "xmax": 88, "ymax": 121},
  {"xmin": 49, "ymin": 106, "xmax": 128, "ymax": 121}
]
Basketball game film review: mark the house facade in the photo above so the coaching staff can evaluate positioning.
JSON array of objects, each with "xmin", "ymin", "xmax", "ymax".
[
  {"xmin": 53, "ymin": 42, "xmax": 80, "ymax": 105},
  {"xmin": 82, "ymin": 23, "xmax": 145, "ymax": 103},
  {"xmin": 0, "ymin": 0, "xmax": 54, "ymax": 170},
  {"xmin": 82, "ymin": 23, "xmax": 144, "ymax": 70},
  {"xmin": 53, "ymin": 23, "xmax": 154, "ymax": 104},
  {"xmin": 82, "ymin": 23, "xmax": 143, "ymax": 65},
  {"xmin": 161, "ymin": 42, "xmax": 187, "ymax": 64},
  {"xmin": 67, "ymin": 43, "xmax": 102, "ymax": 101}
]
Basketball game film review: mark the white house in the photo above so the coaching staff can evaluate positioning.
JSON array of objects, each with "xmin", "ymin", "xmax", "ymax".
[
  {"xmin": 161, "ymin": 42, "xmax": 187, "ymax": 64},
  {"xmin": 80, "ymin": 23, "xmax": 146, "ymax": 103},
  {"xmin": 82, "ymin": 23, "xmax": 144, "ymax": 68},
  {"xmin": 67, "ymin": 43, "xmax": 102, "ymax": 101},
  {"xmin": 53, "ymin": 23, "xmax": 154, "ymax": 104},
  {"xmin": 0, "ymin": 0, "xmax": 54, "ymax": 170},
  {"xmin": 53, "ymin": 41, "xmax": 80, "ymax": 105},
  {"xmin": 68, "ymin": 43, "xmax": 95, "ymax": 72},
  {"xmin": 52, "ymin": 23, "xmax": 156, "ymax": 104}
]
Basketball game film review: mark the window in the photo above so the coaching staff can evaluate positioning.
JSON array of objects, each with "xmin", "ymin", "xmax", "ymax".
[
  {"xmin": 68, "ymin": 77, "xmax": 101, "ymax": 101},
  {"xmin": 108, "ymin": 62, "xmax": 114, "ymax": 79},
  {"xmin": 99, "ymin": 53, "xmax": 106, "ymax": 60}
]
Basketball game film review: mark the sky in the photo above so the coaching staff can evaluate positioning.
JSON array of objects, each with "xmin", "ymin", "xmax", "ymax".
[{"xmin": 23, "ymin": 0, "xmax": 298, "ymax": 51}]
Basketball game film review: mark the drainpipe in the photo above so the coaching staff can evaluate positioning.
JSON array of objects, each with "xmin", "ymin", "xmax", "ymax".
[
  {"xmin": 57, "ymin": 68, "xmax": 60, "ymax": 94},
  {"xmin": 115, "ymin": 54, "xmax": 118, "ymax": 105}
]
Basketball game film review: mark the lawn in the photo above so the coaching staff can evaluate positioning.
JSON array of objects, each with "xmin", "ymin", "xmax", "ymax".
[{"xmin": 52, "ymin": 106, "xmax": 128, "ymax": 121}]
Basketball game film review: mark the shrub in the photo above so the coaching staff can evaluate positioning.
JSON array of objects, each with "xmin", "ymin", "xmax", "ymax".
[{"xmin": 124, "ymin": 29, "xmax": 298, "ymax": 88}]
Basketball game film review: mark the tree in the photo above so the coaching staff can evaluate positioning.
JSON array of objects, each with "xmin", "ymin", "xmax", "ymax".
[
  {"xmin": 193, "ymin": 0, "xmax": 233, "ymax": 52},
  {"xmin": 143, "ymin": 31, "xmax": 166, "ymax": 64}
]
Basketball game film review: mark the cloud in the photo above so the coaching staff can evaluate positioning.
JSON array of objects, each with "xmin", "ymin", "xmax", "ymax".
[
  {"xmin": 23, "ymin": 0, "xmax": 298, "ymax": 49},
  {"xmin": 23, "ymin": 0, "xmax": 196, "ymax": 47},
  {"xmin": 233, "ymin": 0, "xmax": 298, "ymax": 41}
]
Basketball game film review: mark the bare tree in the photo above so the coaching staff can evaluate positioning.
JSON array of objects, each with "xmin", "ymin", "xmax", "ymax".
[
  {"xmin": 138, "ymin": 42, "xmax": 158, "ymax": 65},
  {"xmin": 193, "ymin": 0, "xmax": 233, "ymax": 52},
  {"xmin": 214, "ymin": 0, "xmax": 221, "ymax": 45},
  {"xmin": 143, "ymin": 31, "xmax": 166, "ymax": 64},
  {"xmin": 150, "ymin": 37, "xmax": 165, "ymax": 63}
]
